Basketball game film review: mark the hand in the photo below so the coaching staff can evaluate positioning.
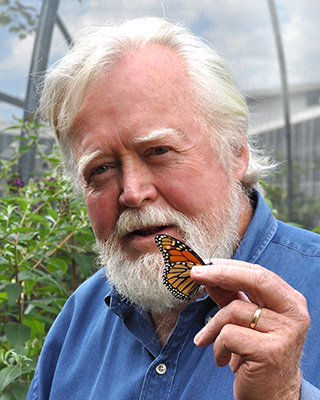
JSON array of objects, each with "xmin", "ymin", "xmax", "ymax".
[{"xmin": 190, "ymin": 259, "xmax": 310, "ymax": 400}]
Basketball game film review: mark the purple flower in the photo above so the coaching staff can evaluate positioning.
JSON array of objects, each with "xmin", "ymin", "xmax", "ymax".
[{"xmin": 16, "ymin": 179, "xmax": 24, "ymax": 187}]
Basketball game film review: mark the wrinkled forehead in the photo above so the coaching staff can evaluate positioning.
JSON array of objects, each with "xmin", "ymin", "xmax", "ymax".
[{"xmin": 67, "ymin": 45, "xmax": 197, "ymax": 134}]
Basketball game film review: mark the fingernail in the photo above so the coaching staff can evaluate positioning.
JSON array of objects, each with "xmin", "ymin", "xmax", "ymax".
[
  {"xmin": 194, "ymin": 327, "xmax": 205, "ymax": 346},
  {"xmin": 192, "ymin": 265, "xmax": 208, "ymax": 275},
  {"xmin": 194, "ymin": 332, "xmax": 201, "ymax": 346}
]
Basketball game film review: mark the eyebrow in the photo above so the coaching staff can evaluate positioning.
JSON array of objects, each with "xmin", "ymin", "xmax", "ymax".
[
  {"xmin": 76, "ymin": 129, "xmax": 185, "ymax": 177},
  {"xmin": 129, "ymin": 128, "xmax": 186, "ymax": 145},
  {"xmin": 77, "ymin": 149, "xmax": 103, "ymax": 177}
]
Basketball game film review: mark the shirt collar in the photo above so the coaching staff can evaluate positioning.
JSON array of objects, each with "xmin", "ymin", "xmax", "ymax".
[
  {"xmin": 105, "ymin": 286, "xmax": 136, "ymax": 319},
  {"xmin": 105, "ymin": 285, "xmax": 216, "ymax": 319},
  {"xmin": 233, "ymin": 190, "xmax": 277, "ymax": 264}
]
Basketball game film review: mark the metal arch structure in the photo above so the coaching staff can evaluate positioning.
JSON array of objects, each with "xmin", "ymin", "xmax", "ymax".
[
  {"xmin": 0, "ymin": 6, "xmax": 72, "ymax": 116},
  {"xmin": 23, "ymin": 1, "xmax": 75, "ymax": 122},
  {"xmin": 0, "ymin": 0, "xmax": 72, "ymax": 181},
  {"xmin": 0, "ymin": 92, "xmax": 24, "ymax": 109},
  {"xmin": 19, "ymin": 0, "xmax": 60, "ymax": 182},
  {"xmin": 23, "ymin": 0, "xmax": 60, "ymax": 121},
  {"xmin": 267, "ymin": 0, "xmax": 294, "ymax": 222}
]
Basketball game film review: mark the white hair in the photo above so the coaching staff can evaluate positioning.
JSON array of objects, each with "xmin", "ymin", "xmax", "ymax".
[{"xmin": 39, "ymin": 17, "xmax": 273, "ymax": 191}]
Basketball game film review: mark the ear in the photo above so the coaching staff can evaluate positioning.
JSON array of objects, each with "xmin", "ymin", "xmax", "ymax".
[{"xmin": 233, "ymin": 131, "xmax": 249, "ymax": 182}]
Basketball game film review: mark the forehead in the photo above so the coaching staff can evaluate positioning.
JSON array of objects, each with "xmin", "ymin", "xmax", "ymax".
[
  {"xmin": 69, "ymin": 47, "xmax": 196, "ymax": 126},
  {"xmin": 109, "ymin": 45, "xmax": 191, "ymax": 93},
  {"xmin": 67, "ymin": 45, "xmax": 207, "ymax": 162}
]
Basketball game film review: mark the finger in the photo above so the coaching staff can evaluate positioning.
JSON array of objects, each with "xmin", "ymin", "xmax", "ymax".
[
  {"xmin": 203, "ymin": 258, "xmax": 261, "ymax": 270},
  {"xmin": 213, "ymin": 324, "xmax": 265, "ymax": 368},
  {"xmin": 194, "ymin": 301, "xmax": 277, "ymax": 347},
  {"xmin": 203, "ymin": 259, "xmax": 249, "ymax": 308},
  {"xmin": 191, "ymin": 259, "xmax": 296, "ymax": 314},
  {"xmin": 204, "ymin": 286, "xmax": 248, "ymax": 309}
]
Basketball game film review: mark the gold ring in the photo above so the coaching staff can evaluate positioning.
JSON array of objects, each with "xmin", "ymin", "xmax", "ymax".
[{"xmin": 249, "ymin": 307, "xmax": 262, "ymax": 329}]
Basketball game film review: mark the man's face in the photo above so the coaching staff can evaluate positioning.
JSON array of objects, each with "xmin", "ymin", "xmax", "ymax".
[{"xmin": 69, "ymin": 46, "xmax": 248, "ymax": 262}]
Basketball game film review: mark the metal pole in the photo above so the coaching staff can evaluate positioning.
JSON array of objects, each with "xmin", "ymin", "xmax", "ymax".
[
  {"xmin": 0, "ymin": 92, "xmax": 24, "ymax": 109},
  {"xmin": 20, "ymin": 0, "xmax": 61, "ymax": 182},
  {"xmin": 56, "ymin": 15, "xmax": 73, "ymax": 47},
  {"xmin": 267, "ymin": 0, "xmax": 294, "ymax": 221}
]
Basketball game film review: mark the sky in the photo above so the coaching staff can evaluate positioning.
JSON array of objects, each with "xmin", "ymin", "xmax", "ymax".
[{"xmin": 0, "ymin": 0, "xmax": 319, "ymax": 124}]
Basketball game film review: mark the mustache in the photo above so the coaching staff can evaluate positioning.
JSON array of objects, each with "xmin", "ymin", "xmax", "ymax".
[{"xmin": 112, "ymin": 205, "xmax": 190, "ymax": 237}]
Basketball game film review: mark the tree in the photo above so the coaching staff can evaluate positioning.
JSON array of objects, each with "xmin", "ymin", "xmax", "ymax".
[{"xmin": 0, "ymin": 0, "xmax": 38, "ymax": 39}]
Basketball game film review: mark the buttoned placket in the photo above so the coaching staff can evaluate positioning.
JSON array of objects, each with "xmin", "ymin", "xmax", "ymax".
[{"xmin": 118, "ymin": 296, "xmax": 217, "ymax": 400}]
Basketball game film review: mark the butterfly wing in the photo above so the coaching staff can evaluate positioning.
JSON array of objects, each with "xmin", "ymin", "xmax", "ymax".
[{"xmin": 155, "ymin": 234, "xmax": 205, "ymax": 301}]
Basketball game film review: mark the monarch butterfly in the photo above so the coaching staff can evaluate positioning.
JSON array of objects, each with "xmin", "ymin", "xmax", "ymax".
[{"xmin": 155, "ymin": 234, "xmax": 205, "ymax": 301}]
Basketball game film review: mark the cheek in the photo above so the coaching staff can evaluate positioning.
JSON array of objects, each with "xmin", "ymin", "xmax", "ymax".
[
  {"xmin": 84, "ymin": 191, "xmax": 119, "ymax": 240},
  {"xmin": 160, "ymin": 168, "xmax": 230, "ymax": 215}
]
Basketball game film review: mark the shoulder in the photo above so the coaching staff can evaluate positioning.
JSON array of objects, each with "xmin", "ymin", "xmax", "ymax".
[
  {"xmin": 272, "ymin": 220, "xmax": 320, "ymax": 258},
  {"xmin": 71, "ymin": 267, "xmax": 109, "ymax": 301},
  {"xmin": 258, "ymin": 219, "xmax": 320, "ymax": 292},
  {"xmin": 27, "ymin": 269, "xmax": 112, "ymax": 399},
  {"xmin": 62, "ymin": 267, "xmax": 111, "ymax": 322},
  {"xmin": 37, "ymin": 268, "xmax": 110, "ymax": 359},
  {"xmin": 45, "ymin": 268, "xmax": 110, "ymax": 338}
]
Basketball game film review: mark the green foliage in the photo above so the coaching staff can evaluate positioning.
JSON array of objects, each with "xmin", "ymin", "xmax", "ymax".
[
  {"xmin": 262, "ymin": 162, "xmax": 320, "ymax": 231},
  {"xmin": 0, "ymin": 119, "xmax": 96, "ymax": 397},
  {"xmin": 0, "ymin": 0, "xmax": 38, "ymax": 39},
  {"xmin": 266, "ymin": 184, "xmax": 320, "ymax": 231}
]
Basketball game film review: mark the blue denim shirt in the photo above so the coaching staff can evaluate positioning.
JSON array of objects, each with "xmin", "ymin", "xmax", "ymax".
[{"xmin": 27, "ymin": 193, "xmax": 320, "ymax": 399}]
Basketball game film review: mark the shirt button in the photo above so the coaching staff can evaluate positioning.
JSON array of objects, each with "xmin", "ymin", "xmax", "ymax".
[{"xmin": 155, "ymin": 363, "xmax": 167, "ymax": 375}]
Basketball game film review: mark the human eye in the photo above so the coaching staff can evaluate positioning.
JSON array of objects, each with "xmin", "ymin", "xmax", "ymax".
[
  {"xmin": 92, "ymin": 164, "xmax": 110, "ymax": 175},
  {"xmin": 149, "ymin": 146, "xmax": 170, "ymax": 156},
  {"xmin": 86, "ymin": 164, "xmax": 112, "ymax": 185},
  {"xmin": 142, "ymin": 145, "xmax": 177, "ymax": 165}
]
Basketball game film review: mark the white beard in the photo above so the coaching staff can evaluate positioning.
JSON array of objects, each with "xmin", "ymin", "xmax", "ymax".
[{"xmin": 96, "ymin": 183, "xmax": 243, "ymax": 312}]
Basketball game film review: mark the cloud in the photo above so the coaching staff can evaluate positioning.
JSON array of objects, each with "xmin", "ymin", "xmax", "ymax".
[
  {"xmin": 280, "ymin": 0, "xmax": 320, "ymax": 85},
  {"xmin": 0, "ymin": 0, "xmax": 319, "ymax": 122},
  {"xmin": 0, "ymin": 34, "xmax": 34, "ymax": 104},
  {"xmin": 55, "ymin": 0, "xmax": 319, "ymax": 90}
]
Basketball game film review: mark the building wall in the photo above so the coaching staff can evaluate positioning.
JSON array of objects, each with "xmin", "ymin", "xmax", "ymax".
[
  {"xmin": 246, "ymin": 83, "xmax": 320, "ymax": 199},
  {"xmin": 260, "ymin": 113, "xmax": 320, "ymax": 197}
]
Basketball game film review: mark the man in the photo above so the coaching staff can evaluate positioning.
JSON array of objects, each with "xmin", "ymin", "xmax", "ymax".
[{"xmin": 27, "ymin": 17, "xmax": 320, "ymax": 399}]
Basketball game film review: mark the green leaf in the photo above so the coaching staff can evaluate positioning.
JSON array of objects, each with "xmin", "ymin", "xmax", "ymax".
[
  {"xmin": 0, "ymin": 255, "xmax": 10, "ymax": 265},
  {"xmin": 26, "ymin": 301, "xmax": 61, "ymax": 315},
  {"xmin": 69, "ymin": 253, "xmax": 94, "ymax": 276},
  {"xmin": 312, "ymin": 225, "xmax": 320, "ymax": 234},
  {"xmin": 26, "ymin": 214, "xmax": 49, "ymax": 227},
  {"xmin": 46, "ymin": 208, "xmax": 58, "ymax": 221},
  {"xmin": 0, "ymin": 291, "xmax": 8, "ymax": 302},
  {"xmin": 0, "ymin": 15, "xmax": 12, "ymax": 28},
  {"xmin": 4, "ymin": 323, "xmax": 31, "ymax": 349},
  {"xmin": 8, "ymin": 227, "xmax": 38, "ymax": 234},
  {"xmin": 16, "ymin": 198, "xmax": 28, "ymax": 212},
  {"xmin": 21, "ymin": 281, "xmax": 35, "ymax": 297},
  {"xmin": 5, "ymin": 283, "xmax": 23, "ymax": 307},
  {"xmin": 0, "ymin": 391, "xmax": 12, "ymax": 400},
  {"xmin": 0, "ymin": 365, "xmax": 22, "ymax": 391},
  {"xmin": 9, "ymin": 380, "xmax": 29, "ymax": 399},
  {"xmin": 46, "ymin": 258, "xmax": 68, "ymax": 274},
  {"xmin": 23, "ymin": 316, "xmax": 45, "ymax": 339},
  {"xmin": 17, "ymin": 271, "xmax": 36, "ymax": 281}
]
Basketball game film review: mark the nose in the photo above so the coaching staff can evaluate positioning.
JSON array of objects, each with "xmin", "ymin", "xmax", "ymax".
[{"xmin": 119, "ymin": 159, "xmax": 158, "ymax": 208}]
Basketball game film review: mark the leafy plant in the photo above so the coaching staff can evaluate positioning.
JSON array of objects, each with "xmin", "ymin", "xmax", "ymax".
[
  {"xmin": 264, "ymin": 162, "xmax": 320, "ymax": 231},
  {"xmin": 0, "ymin": 0, "xmax": 38, "ymax": 39},
  {"xmin": 0, "ymin": 119, "xmax": 96, "ymax": 398}
]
